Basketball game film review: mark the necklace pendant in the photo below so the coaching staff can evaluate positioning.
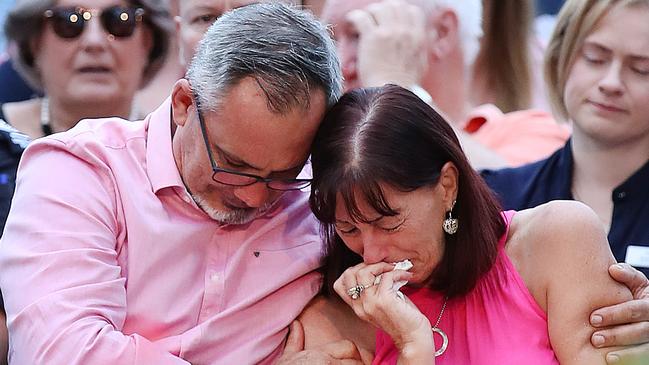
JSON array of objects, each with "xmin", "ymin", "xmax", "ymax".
[{"xmin": 432, "ymin": 327, "xmax": 448, "ymax": 357}]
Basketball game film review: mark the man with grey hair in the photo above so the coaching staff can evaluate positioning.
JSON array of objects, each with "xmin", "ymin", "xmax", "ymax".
[
  {"xmin": 0, "ymin": 3, "xmax": 350, "ymax": 364},
  {"xmin": 321, "ymin": 0, "xmax": 572, "ymax": 169},
  {"xmin": 322, "ymin": 0, "xmax": 482, "ymax": 124}
]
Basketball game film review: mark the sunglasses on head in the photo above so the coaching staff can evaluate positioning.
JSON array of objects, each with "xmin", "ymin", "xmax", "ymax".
[{"xmin": 43, "ymin": 6, "xmax": 145, "ymax": 39}]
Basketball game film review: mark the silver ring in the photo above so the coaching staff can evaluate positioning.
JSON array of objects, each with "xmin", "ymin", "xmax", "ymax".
[{"xmin": 347, "ymin": 284, "xmax": 365, "ymax": 300}]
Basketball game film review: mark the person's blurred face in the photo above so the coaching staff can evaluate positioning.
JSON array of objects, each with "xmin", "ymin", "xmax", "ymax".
[
  {"xmin": 302, "ymin": 0, "xmax": 326, "ymax": 18},
  {"xmin": 333, "ymin": 181, "xmax": 451, "ymax": 286},
  {"xmin": 35, "ymin": 0, "xmax": 152, "ymax": 105},
  {"xmin": 172, "ymin": 77, "xmax": 327, "ymax": 225},
  {"xmin": 321, "ymin": 0, "xmax": 378, "ymax": 91},
  {"xmin": 563, "ymin": 4, "xmax": 649, "ymax": 147},
  {"xmin": 176, "ymin": 0, "xmax": 261, "ymax": 66}
]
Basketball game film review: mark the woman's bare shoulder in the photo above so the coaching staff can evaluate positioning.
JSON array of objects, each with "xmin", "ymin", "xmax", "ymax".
[
  {"xmin": 508, "ymin": 200, "xmax": 607, "ymax": 257},
  {"xmin": 507, "ymin": 203, "xmax": 632, "ymax": 363},
  {"xmin": 506, "ymin": 201, "xmax": 621, "ymax": 310}
]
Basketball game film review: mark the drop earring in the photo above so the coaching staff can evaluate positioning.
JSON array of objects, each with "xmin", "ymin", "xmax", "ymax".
[{"xmin": 443, "ymin": 200, "xmax": 458, "ymax": 235}]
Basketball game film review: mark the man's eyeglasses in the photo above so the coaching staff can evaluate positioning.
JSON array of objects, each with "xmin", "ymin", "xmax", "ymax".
[
  {"xmin": 43, "ymin": 6, "xmax": 145, "ymax": 40},
  {"xmin": 194, "ymin": 96, "xmax": 312, "ymax": 191}
]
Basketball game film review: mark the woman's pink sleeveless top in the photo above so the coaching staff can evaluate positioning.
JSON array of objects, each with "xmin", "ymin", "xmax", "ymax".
[{"xmin": 373, "ymin": 211, "xmax": 559, "ymax": 364}]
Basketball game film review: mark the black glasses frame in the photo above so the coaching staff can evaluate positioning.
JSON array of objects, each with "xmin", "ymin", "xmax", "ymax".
[
  {"xmin": 43, "ymin": 6, "xmax": 145, "ymax": 39},
  {"xmin": 193, "ymin": 95, "xmax": 312, "ymax": 191}
]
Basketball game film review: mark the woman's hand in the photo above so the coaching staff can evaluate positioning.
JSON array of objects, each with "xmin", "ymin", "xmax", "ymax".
[{"xmin": 333, "ymin": 263, "xmax": 434, "ymax": 363}]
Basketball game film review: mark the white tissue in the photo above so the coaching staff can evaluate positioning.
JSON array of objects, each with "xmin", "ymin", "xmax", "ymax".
[
  {"xmin": 373, "ymin": 259, "xmax": 413, "ymax": 300},
  {"xmin": 391, "ymin": 259, "xmax": 413, "ymax": 291}
]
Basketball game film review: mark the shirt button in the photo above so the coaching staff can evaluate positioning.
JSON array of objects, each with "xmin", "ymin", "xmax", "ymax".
[
  {"xmin": 616, "ymin": 191, "xmax": 627, "ymax": 200},
  {"xmin": 210, "ymin": 273, "xmax": 219, "ymax": 282}
]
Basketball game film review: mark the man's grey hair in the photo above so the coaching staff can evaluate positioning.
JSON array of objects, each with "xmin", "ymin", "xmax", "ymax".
[
  {"xmin": 186, "ymin": 3, "xmax": 343, "ymax": 114},
  {"xmin": 419, "ymin": 0, "xmax": 483, "ymax": 69}
]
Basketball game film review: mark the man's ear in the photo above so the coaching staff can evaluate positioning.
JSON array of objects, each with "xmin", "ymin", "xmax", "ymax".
[
  {"xmin": 426, "ymin": 8, "xmax": 460, "ymax": 61},
  {"xmin": 438, "ymin": 161, "xmax": 459, "ymax": 209},
  {"xmin": 171, "ymin": 78, "xmax": 194, "ymax": 128}
]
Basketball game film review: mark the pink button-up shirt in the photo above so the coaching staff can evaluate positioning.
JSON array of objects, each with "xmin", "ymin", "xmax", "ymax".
[{"xmin": 0, "ymin": 100, "xmax": 324, "ymax": 364}]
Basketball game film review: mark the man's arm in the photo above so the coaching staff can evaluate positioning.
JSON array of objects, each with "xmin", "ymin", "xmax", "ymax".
[
  {"xmin": 0, "ymin": 141, "xmax": 188, "ymax": 364},
  {"xmin": 275, "ymin": 295, "xmax": 374, "ymax": 364},
  {"xmin": 276, "ymin": 320, "xmax": 364, "ymax": 365},
  {"xmin": 590, "ymin": 263, "xmax": 649, "ymax": 364}
]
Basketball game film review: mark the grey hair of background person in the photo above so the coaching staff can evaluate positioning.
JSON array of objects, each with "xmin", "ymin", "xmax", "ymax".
[
  {"xmin": 418, "ymin": 0, "xmax": 483, "ymax": 69},
  {"xmin": 3, "ymin": 0, "xmax": 173, "ymax": 92},
  {"xmin": 186, "ymin": 2, "xmax": 343, "ymax": 114}
]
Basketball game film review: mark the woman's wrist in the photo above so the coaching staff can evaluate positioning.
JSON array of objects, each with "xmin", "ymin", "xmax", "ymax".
[
  {"xmin": 396, "ymin": 326, "xmax": 434, "ymax": 364},
  {"xmin": 397, "ymin": 334, "xmax": 435, "ymax": 364}
]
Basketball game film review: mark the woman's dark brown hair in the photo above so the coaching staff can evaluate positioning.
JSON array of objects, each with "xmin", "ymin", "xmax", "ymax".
[{"xmin": 310, "ymin": 85, "xmax": 506, "ymax": 298}]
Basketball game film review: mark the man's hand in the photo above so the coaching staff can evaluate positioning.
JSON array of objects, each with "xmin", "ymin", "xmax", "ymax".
[
  {"xmin": 276, "ymin": 321, "xmax": 364, "ymax": 364},
  {"xmin": 346, "ymin": 0, "xmax": 428, "ymax": 88},
  {"xmin": 590, "ymin": 263, "xmax": 649, "ymax": 364}
]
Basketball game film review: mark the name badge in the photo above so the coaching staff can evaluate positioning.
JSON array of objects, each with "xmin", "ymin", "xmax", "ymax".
[{"xmin": 624, "ymin": 245, "xmax": 649, "ymax": 268}]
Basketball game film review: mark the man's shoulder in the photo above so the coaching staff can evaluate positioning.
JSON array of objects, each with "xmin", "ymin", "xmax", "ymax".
[
  {"xmin": 26, "ymin": 117, "xmax": 149, "ymax": 162},
  {"xmin": 466, "ymin": 105, "xmax": 570, "ymax": 166},
  {"xmin": 50, "ymin": 117, "xmax": 147, "ymax": 148}
]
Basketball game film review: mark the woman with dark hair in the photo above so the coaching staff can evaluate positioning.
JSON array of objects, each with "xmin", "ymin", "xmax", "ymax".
[{"xmin": 305, "ymin": 84, "xmax": 631, "ymax": 364}]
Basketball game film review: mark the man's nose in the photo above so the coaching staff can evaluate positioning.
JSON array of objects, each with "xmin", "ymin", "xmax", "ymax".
[{"xmin": 233, "ymin": 182, "xmax": 271, "ymax": 209}]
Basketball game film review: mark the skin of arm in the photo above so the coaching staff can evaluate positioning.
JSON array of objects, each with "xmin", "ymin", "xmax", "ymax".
[
  {"xmin": 507, "ymin": 200, "xmax": 633, "ymax": 365},
  {"xmin": 297, "ymin": 295, "xmax": 375, "ymax": 364}
]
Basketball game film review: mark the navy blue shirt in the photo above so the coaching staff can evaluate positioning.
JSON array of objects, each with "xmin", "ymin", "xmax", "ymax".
[
  {"xmin": 0, "ymin": 117, "xmax": 29, "ymax": 312},
  {"xmin": 481, "ymin": 140, "xmax": 649, "ymax": 276},
  {"xmin": 0, "ymin": 117, "xmax": 29, "ymax": 236}
]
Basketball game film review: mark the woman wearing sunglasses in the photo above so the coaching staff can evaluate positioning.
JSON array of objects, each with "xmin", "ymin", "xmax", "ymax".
[{"xmin": 1, "ymin": 0, "xmax": 171, "ymax": 138}]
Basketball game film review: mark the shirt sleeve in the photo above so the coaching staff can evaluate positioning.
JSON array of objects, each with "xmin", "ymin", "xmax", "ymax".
[{"xmin": 0, "ymin": 139, "xmax": 189, "ymax": 364}]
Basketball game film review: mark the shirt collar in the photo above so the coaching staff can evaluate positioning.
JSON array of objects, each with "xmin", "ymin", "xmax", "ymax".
[
  {"xmin": 614, "ymin": 156, "xmax": 649, "ymax": 202},
  {"xmin": 146, "ymin": 98, "xmax": 186, "ymax": 193},
  {"xmin": 561, "ymin": 140, "xmax": 649, "ymax": 201},
  {"xmin": 462, "ymin": 104, "xmax": 504, "ymax": 133},
  {"xmin": 547, "ymin": 139, "xmax": 575, "ymax": 200}
]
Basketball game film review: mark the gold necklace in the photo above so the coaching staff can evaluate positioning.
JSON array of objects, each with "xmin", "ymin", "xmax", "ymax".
[{"xmin": 432, "ymin": 296, "xmax": 449, "ymax": 357}]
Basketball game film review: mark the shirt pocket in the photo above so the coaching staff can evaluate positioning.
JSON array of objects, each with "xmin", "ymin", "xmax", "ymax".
[{"xmin": 250, "ymin": 240, "xmax": 324, "ymax": 273}]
